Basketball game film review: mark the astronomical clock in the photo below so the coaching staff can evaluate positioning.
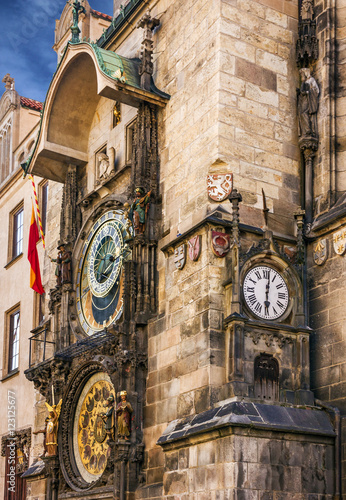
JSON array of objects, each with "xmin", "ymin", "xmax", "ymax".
[
  {"xmin": 22, "ymin": 7, "xmax": 166, "ymax": 499},
  {"xmin": 76, "ymin": 210, "xmax": 131, "ymax": 335}
]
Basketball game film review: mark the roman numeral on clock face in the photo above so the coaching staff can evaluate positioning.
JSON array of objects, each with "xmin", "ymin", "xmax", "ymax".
[
  {"xmin": 244, "ymin": 265, "xmax": 289, "ymax": 320},
  {"xmin": 254, "ymin": 302, "xmax": 262, "ymax": 314}
]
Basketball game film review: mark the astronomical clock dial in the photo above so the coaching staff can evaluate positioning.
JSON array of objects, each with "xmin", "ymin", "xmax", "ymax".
[
  {"xmin": 76, "ymin": 210, "xmax": 131, "ymax": 335},
  {"xmin": 243, "ymin": 265, "xmax": 289, "ymax": 320},
  {"xmin": 73, "ymin": 372, "xmax": 115, "ymax": 482}
]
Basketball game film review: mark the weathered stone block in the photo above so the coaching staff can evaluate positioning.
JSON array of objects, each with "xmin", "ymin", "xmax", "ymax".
[
  {"xmin": 177, "ymin": 391, "xmax": 195, "ymax": 418},
  {"xmin": 164, "ymin": 471, "xmax": 188, "ymax": 495},
  {"xmin": 197, "ymin": 440, "xmax": 216, "ymax": 466}
]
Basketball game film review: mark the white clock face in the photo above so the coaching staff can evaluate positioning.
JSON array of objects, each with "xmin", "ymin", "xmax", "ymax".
[{"xmin": 243, "ymin": 265, "xmax": 289, "ymax": 320}]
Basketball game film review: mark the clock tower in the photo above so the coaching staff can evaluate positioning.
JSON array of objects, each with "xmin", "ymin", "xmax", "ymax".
[{"xmin": 222, "ymin": 193, "xmax": 313, "ymax": 405}]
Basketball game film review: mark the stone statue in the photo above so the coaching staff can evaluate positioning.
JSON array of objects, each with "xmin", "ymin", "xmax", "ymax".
[
  {"xmin": 50, "ymin": 245, "xmax": 72, "ymax": 286},
  {"xmin": 128, "ymin": 187, "xmax": 152, "ymax": 235},
  {"xmin": 301, "ymin": 0, "xmax": 313, "ymax": 20},
  {"xmin": 116, "ymin": 391, "xmax": 133, "ymax": 440},
  {"xmin": 44, "ymin": 400, "xmax": 62, "ymax": 456},
  {"xmin": 99, "ymin": 394, "xmax": 115, "ymax": 439},
  {"xmin": 297, "ymin": 68, "xmax": 319, "ymax": 139},
  {"xmin": 98, "ymin": 153, "xmax": 113, "ymax": 181}
]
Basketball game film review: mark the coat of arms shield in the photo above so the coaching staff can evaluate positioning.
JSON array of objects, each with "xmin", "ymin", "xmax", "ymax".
[
  {"xmin": 174, "ymin": 244, "xmax": 186, "ymax": 269},
  {"xmin": 313, "ymin": 239, "xmax": 327, "ymax": 265},
  {"xmin": 333, "ymin": 229, "xmax": 346, "ymax": 255},
  {"xmin": 207, "ymin": 174, "xmax": 233, "ymax": 202},
  {"xmin": 211, "ymin": 231, "xmax": 230, "ymax": 257},
  {"xmin": 188, "ymin": 236, "xmax": 201, "ymax": 261}
]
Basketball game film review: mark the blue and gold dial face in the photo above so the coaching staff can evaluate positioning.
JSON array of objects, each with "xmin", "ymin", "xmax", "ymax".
[{"xmin": 76, "ymin": 210, "xmax": 130, "ymax": 335}]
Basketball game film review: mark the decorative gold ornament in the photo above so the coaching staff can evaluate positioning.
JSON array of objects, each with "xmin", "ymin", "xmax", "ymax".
[
  {"xmin": 77, "ymin": 380, "xmax": 114, "ymax": 476},
  {"xmin": 113, "ymin": 102, "xmax": 121, "ymax": 127}
]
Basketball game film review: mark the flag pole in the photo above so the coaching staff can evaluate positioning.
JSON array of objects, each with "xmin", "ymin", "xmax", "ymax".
[{"xmin": 28, "ymin": 174, "xmax": 45, "ymax": 249}]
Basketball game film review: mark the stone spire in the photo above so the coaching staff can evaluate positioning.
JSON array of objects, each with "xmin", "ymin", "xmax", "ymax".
[
  {"xmin": 2, "ymin": 74, "xmax": 14, "ymax": 91},
  {"xmin": 137, "ymin": 12, "xmax": 160, "ymax": 91}
]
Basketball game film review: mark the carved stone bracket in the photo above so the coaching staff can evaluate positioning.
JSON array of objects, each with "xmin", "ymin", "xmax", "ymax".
[
  {"xmin": 245, "ymin": 329, "xmax": 294, "ymax": 348},
  {"xmin": 24, "ymin": 357, "xmax": 71, "ymax": 403},
  {"xmin": 48, "ymin": 287, "xmax": 62, "ymax": 314}
]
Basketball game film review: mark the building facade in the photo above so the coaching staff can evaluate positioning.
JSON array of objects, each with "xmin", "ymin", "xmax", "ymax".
[
  {"xmin": 0, "ymin": 75, "xmax": 46, "ymax": 498},
  {"xmin": 1, "ymin": 0, "xmax": 346, "ymax": 498}
]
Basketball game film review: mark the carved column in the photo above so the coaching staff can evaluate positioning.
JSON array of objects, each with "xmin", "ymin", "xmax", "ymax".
[
  {"xmin": 294, "ymin": 208, "xmax": 307, "ymax": 325},
  {"xmin": 300, "ymin": 142, "xmax": 318, "ymax": 223},
  {"xmin": 115, "ymin": 440, "xmax": 130, "ymax": 500},
  {"xmin": 296, "ymin": 0, "xmax": 319, "ymax": 223},
  {"xmin": 228, "ymin": 189, "xmax": 242, "ymax": 314},
  {"xmin": 42, "ymin": 455, "xmax": 60, "ymax": 500},
  {"xmin": 60, "ymin": 164, "xmax": 81, "ymax": 246}
]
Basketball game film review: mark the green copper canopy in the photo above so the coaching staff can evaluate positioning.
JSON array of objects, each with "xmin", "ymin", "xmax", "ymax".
[{"xmin": 90, "ymin": 43, "xmax": 141, "ymax": 88}]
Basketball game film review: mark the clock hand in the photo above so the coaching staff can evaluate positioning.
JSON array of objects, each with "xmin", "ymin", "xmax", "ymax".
[
  {"xmin": 103, "ymin": 255, "xmax": 121, "ymax": 276},
  {"xmin": 264, "ymin": 271, "xmax": 271, "ymax": 313}
]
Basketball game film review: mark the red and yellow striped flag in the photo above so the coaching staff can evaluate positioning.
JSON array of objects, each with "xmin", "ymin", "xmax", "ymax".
[{"xmin": 28, "ymin": 203, "xmax": 44, "ymax": 295}]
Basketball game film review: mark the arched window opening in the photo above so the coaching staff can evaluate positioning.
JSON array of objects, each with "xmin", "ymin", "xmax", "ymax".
[{"xmin": 254, "ymin": 353, "xmax": 279, "ymax": 401}]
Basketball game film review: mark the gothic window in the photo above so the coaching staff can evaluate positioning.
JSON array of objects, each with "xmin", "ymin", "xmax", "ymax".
[
  {"xmin": 126, "ymin": 118, "xmax": 136, "ymax": 165},
  {"xmin": 11, "ymin": 204, "xmax": 24, "ymax": 260},
  {"xmin": 7, "ymin": 308, "xmax": 20, "ymax": 374},
  {"xmin": 254, "ymin": 353, "xmax": 279, "ymax": 401}
]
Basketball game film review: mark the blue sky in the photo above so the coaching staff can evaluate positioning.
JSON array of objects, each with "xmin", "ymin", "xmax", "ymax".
[{"xmin": 0, "ymin": 0, "xmax": 113, "ymax": 102}]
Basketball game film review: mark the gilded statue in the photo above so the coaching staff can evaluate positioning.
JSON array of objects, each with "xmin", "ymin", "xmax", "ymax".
[
  {"xmin": 116, "ymin": 391, "xmax": 133, "ymax": 440},
  {"xmin": 44, "ymin": 400, "xmax": 62, "ymax": 456}
]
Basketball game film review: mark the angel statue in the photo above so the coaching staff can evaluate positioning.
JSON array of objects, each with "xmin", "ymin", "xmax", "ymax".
[{"xmin": 45, "ymin": 400, "xmax": 62, "ymax": 456}]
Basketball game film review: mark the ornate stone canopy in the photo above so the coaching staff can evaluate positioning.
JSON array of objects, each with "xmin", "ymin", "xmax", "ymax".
[{"xmin": 24, "ymin": 41, "xmax": 169, "ymax": 183}]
